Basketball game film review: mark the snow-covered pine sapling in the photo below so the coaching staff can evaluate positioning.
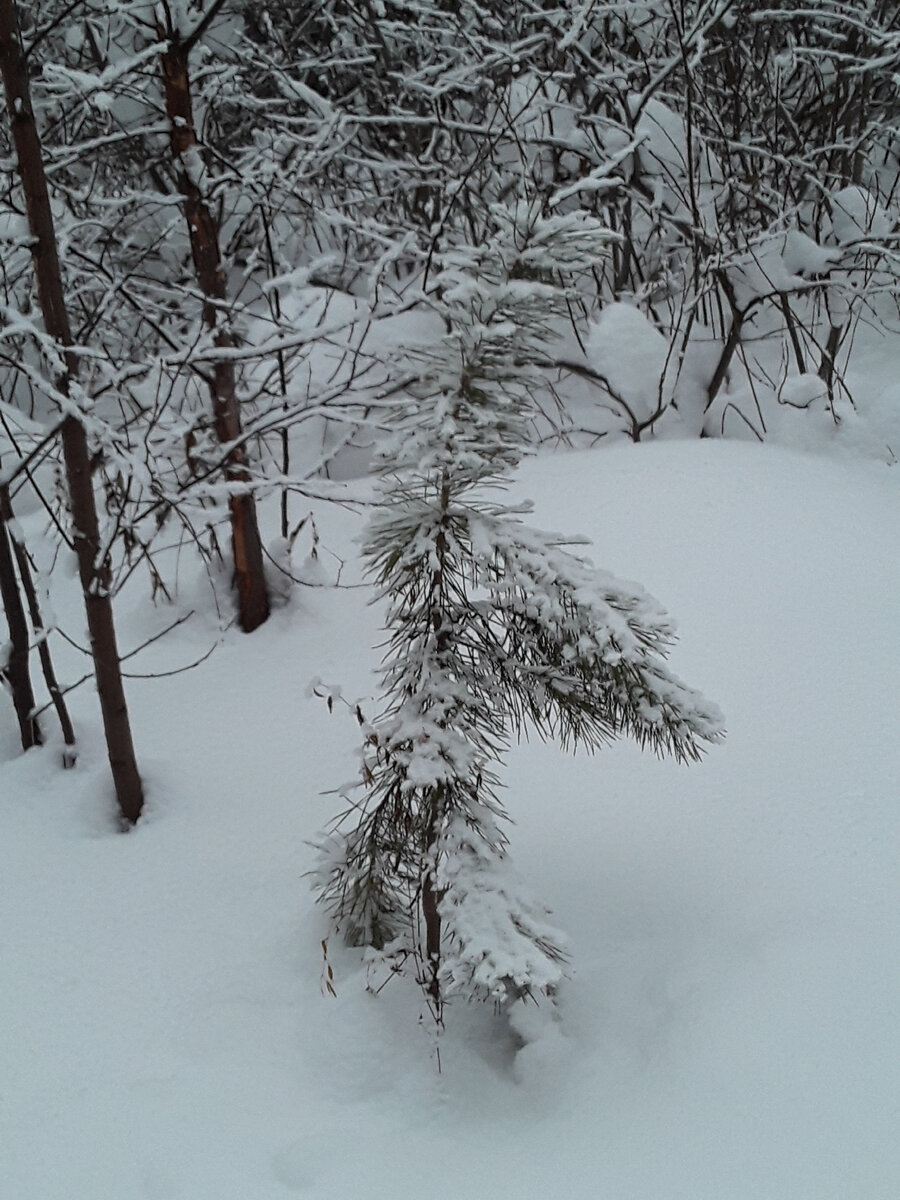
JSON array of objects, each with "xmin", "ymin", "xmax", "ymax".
[{"xmin": 315, "ymin": 201, "xmax": 724, "ymax": 1019}]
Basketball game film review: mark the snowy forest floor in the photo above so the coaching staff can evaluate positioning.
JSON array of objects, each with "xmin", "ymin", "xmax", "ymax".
[{"xmin": 1, "ymin": 437, "xmax": 898, "ymax": 1199}]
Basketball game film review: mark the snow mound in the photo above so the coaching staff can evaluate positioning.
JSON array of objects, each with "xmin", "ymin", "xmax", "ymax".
[
  {"xmin": 828, "ymin": 186, "xmax": 893, "ymax": 245},
  {"xmin": 587, "ymin": 303, "xmax": 668, "ymax": 424}
]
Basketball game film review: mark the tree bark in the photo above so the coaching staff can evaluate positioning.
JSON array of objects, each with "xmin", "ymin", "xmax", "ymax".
[
  {"xmin": 0, "ymin": 491, "xmax": 41, "ymax": 750},
  {"xmin": 159, "ymin": 32, "xmax": 269, "ymax": 633},
  {"xmin": 421, "ymin": 867, "xmax": 443, "ymax": 1018},
  {"xmin": 0, "ymin": 0, "xmax": 143, "ymax": 822},
  {"xmin": 818, "ymin": 322, "xmax": 844, "ymax": 419},
  {"xmin": 0, "ymin": 482, "xmax": 77, "ymax": 763}
]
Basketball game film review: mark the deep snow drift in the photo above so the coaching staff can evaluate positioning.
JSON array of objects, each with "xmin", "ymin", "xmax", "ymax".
[{"xmin": 1, "ymin": 439, "xmax": 897, "ymax": 1199}]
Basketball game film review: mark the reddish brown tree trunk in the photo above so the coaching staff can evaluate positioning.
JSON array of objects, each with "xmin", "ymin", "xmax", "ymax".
[
  {"xmin": 159, "ymin": 33, "xmax": 269, "ymax": 633},
  {"xmin": 0, "ymin": 0, "xmax": 143, "ymax": 822}
]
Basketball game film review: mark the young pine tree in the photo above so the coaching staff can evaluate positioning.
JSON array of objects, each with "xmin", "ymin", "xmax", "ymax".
[{"xmin": 316, "ymin": 201, "xmax": 724, "ymax": 1018}]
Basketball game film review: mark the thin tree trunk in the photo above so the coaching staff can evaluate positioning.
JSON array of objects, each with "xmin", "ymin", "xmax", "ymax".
[
  {"xmin": 418, "ymin": 477, "xmax": 454, "ymax": 1022},
  {"xmin": 0, "ymin": 493, "xmax": 41, "ymax": 750},
  {"xmin": 0, "ymin": 482, "xmax": 77, "ymax": 763},
  {"xmin": 0, "ymin": 0, "xmax": 143, "ymax": 822},
  {"xmin": 260, "ymin": 206, "xmax": 291, "ymax": 540},
  {"xmin": 159, "ymin": 31, "xmax": 269, "ymax": 633},
  {"xmin": 421, "ymin": 868, "xmax": 443, "ymax": 1018},
  {"xmin": 706, "ymin": 273, "xmax": 746, "ymax": 412},
  {"xmin": 818, "ymin": 322, "xmax": 844, "ymax": 420}
]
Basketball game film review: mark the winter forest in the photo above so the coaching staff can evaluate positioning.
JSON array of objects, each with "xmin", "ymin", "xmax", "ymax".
[{"xmin": 1, "ymin": 2, "xmax": 898, "ymax": 1197}]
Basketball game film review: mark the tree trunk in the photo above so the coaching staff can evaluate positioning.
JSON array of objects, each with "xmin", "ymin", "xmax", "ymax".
[
  {"xmin": 0, "ymin": 490, "xmax": 41, "ymax": 750},
  {"xmin": 0, "ymin": 0, "xmax": 143, "ymax": 822},
  {"xmin": 818, "ymin": 322, "xmax": 844, "ymax": 420},
  {"xmin": 159, "ymin": 32, "xmax": 269, "ymax": 633},
  {"xmin": 1, "ymin": 482, "xmax": 77, "ymax": 764},
  {"xmin": 421, "ymin": 867, "xmax": 443, "ymax": 1018}
]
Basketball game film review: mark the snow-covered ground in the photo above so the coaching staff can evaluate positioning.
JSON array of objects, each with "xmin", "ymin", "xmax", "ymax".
[{"xmin": 1, "ymin": 438, "xmax": 897, "ymax": 1199}]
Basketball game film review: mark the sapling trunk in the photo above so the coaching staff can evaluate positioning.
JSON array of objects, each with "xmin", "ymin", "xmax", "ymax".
[
  {"xmin": 0, "ymin": 492, "xmax": 41, "ymax": 750},
  {"xmin": 0, "ymin": 0, "xmax": 143, "ymax": 822},
  {"xmin": 0, "ymin": 484, "xmax": 77, "ymax": 763},
  {"xmin": 159, "ymin": 31, "xmax": 269, "ymax": 633}
]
